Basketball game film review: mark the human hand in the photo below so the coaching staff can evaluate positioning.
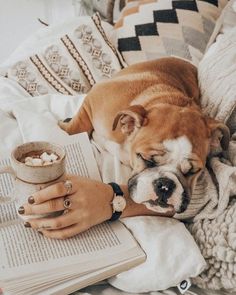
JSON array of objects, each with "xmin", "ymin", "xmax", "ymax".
[{"xmin": 18, "ymin": 175, "xmax": 114, "ymax": 239}]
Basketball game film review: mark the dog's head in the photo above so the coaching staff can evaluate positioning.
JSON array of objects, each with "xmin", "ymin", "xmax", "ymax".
[{"xmin": 113, "ymin": 104, "xmax": 230, "ymax": 214}]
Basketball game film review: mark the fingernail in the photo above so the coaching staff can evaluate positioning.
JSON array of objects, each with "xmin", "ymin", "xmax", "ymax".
[
  {"xmin": 18, "ymin": 206, "xmax": 25, "ymax": 215},
  {"xmin": 28, "ymin": 196, "xmax": 35, "ymax": 204},
  {"xmin": 38, "ymin": 231, "xmax": 43, "ymax": 236},
  {"xmin": 24, "ymin": 222, "xmax": 31, "ymax": 228}
]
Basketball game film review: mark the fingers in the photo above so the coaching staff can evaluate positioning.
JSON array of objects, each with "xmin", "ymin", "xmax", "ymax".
[
  {"xmin": 21, "ymin": 197, "xmax": 67, "ymax": 215},
  {"xmin": 39, "ymin": 222, "xmax": 91, "ymax": 239},
  {"xmin": 28, "ymin": 180, "xmax": 76, "ymax": 205},
  {"xmin": 27, "ymin": 210, "xmax": 78, "ymax": 230}
]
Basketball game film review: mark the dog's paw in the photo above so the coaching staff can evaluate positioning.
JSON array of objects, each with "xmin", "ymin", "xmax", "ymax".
[
  {"xmin": 58, "ymin": 119, "xmax": 70, "ymax": 132},
  {"xmin": 63, "ymin": 117, "xmax": 72, "ymax": 123}
]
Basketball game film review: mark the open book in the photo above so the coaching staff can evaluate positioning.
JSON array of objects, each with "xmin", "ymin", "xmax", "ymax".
[{"xmin": 0, "ymin": 133, "xmax": 146, "ymax": 295}]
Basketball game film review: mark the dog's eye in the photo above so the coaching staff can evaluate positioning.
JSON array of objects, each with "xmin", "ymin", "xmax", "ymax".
[
  {"xmin": 136, "ymin": 153, "xmax": 157, "ymax": 168},
  {"xmin": 183, "ymin": 167, "xmax": 201, "ymax": 177}
]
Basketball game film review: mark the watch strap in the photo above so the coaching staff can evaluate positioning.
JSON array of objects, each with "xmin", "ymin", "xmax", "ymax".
[{"xmin": 108, "ymin": 182, "xmax": 124, "ymax": 222}]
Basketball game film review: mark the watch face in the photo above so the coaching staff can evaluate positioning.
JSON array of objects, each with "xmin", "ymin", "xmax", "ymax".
[{"xmin": 113, "ymin": 196, "xmax": 126, "ymax": 212}]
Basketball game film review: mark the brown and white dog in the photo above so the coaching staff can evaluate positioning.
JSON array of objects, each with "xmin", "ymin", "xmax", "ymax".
[{"xmin": 59, "ymin": 57, "xmax": 230, "ymax": 215}]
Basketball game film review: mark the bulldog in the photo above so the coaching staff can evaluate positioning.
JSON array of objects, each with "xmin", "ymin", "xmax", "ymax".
[{"xmin": 59, "ymin": 57, "xmax": 230, "ymax": 215}]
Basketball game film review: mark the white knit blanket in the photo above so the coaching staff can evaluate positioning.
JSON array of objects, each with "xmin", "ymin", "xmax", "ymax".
[
  {"xmin": 186, "ymin": 140, "xmax": 236, "ymax": 291},
  {"xmin": 184, "ymin": 19, "xmax": 236, "ymax": 291}
]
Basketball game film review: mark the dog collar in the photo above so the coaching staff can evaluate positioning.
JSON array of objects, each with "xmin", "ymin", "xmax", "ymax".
[{"xmin": 108, "ymin": 182, "xmax": 126, "ymax": 221}]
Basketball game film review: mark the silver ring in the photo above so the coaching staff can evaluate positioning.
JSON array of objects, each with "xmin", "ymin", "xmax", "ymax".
[
  {"xmin": 63, "ymin": 209, "xmax": 70, "ymax": 215},
  {"xmin": 64, "ymin": 180, "xmax": 73, "ymax": 195},
  {"xmin": 63, "ymin": 197, "xmax": 72, "ymax": 209}
]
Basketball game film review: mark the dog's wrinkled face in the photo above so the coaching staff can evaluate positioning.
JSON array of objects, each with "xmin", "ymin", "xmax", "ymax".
[{"xmin": 113, "ymin": 104, "xmax": 230, "ymax": 214}]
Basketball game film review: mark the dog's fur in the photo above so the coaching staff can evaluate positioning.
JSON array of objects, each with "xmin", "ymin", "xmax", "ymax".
[{"xmin": 59, "ymin": 57, "xmax": 230, "ymax": 215}]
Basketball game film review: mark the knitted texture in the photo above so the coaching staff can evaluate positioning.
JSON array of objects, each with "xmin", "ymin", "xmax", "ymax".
[
  {"xmin": 189, "ymin": 198, "xmax": 236, "ymax": 292},
  {"xmin": 179, "ymin": 133, "xmax": 236, "ymax": 292},
  {"xmin": 174, "ymin": 143, "xmax": 236, "ymax": 222}
]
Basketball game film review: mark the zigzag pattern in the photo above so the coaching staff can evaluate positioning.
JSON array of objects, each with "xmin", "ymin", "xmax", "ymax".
[{"xmin": 117, "ymin": 0, "xmax": 221, "ymax": 64}]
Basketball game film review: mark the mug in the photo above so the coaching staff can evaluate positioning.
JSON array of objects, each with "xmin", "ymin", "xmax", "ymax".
[{"xmin": 0, "ymin": 141, "xmax": 66, "ymax": 220}]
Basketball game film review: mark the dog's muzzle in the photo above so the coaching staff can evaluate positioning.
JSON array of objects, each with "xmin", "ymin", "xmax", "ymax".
[{"xmin": 128, "ymin": 167, "xmax": 190, "ymax": 214}]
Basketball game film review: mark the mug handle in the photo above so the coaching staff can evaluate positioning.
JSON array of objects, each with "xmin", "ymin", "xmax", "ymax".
[{"xmin": 0, "ymin": 166, "xmax": 16, "ymax": 178}]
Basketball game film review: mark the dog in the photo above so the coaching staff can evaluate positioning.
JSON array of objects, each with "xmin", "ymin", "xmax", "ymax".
[{"xmin": 59, "ymin": 57, "xmax": 230, "ymax": 215}]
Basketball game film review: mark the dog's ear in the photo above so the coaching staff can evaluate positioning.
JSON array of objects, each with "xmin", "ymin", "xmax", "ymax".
[
  {"xmin": 206, "ymin": 117, "xmax": 230, "ymax": 153},
  {"xmin": 112, "ymin": 105, "xmax": 148, "ymax": 135}
]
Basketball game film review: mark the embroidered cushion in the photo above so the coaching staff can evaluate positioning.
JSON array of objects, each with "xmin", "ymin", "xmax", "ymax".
[
  {"xmin": 2, "ymin": 13, "xmax": 124, "ymax": 97},
  {"xmin": 114, "ymin": 0, "xmax": 228, "ymax": 65}
]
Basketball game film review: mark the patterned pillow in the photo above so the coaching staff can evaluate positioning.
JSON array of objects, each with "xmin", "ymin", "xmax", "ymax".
[
  {"xmin": 91, "ymin": 0, "xmax": 115, "ymax": 23},
  {"xmin": 4, "ymin": 13, "xmax": 124, "ymax": 97},
  {"xmin": 114, "ymin": 0, "xmax": 228, "ymax": 65}
]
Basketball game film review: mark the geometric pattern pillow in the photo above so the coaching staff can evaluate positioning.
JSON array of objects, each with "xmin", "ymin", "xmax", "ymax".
[
  {"xmin": 114, "ymin": 0, "xmax": 228, "ymax": 65},
  {"xmin": 5, "ymin": 13, "xmax": 124, "ymax": 97}
]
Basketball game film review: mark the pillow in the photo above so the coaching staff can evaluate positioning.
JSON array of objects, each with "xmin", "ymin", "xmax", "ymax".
[
  {"xmin": 91, "ymin": 0, "xmax": 115, "ymax": 23},
  {"xmin": 2, "ymin": 13, "xmax": 124, "ymax": 97},
  {"xmin": 198, "ymin": 0, "xmax": 236, "ymax": 119},
  {"xmin": 108, "ymin": 216, "xmax": 206, "ymax": 293},
  {"xmin": 198, "ymin": 0, "xmax": 236, "ymax": 134},
  {"xmin": 113, "ymin": 0, "xmax": 228, "ymax": 65}
]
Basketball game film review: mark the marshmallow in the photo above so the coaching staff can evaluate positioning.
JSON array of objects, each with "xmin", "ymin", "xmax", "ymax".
[
  {"xmin": 40, "ymin": 152, "xmax": 52, "ymax": 162},
  {"xmin": 24, "ymin": 152, "xmax": 58, "ymax": 166},
  {"xmin": 31, "ymin": 158, "xmax": 43, "ymax": 166},
  {"xmin": 50, "ymin": 153, "xmax": 58, "ymax": 161}
]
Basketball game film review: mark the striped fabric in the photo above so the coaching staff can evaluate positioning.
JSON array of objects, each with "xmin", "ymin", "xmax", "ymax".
[
  {"xmin": 6, "ymin": 13, "xmax": 124, "ymax": 97},
  {"xmin": 114, "ymin": 0, "xmax": 228, "ymax": 66}
]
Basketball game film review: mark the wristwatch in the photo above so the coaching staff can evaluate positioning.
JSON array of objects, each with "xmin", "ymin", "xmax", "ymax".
[{"xmin": 108, "ymin": 182, "xmax": 126, "ymax": 221}]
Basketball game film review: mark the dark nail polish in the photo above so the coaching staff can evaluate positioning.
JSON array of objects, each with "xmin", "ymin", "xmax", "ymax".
[
  {"xmin": 38, "ymin": 231, "xmax": 43, "ymax": 235},
  {"xmin": 24, "ymin": 222, "xmax": 31, "ymax": 228},
  {"xmin": 28, "ymin": 196, "xmax": 35, "ymax": 204},
  {"xmin": 18, "ymin": 206, "xmax": 25, "ymax": 215}
]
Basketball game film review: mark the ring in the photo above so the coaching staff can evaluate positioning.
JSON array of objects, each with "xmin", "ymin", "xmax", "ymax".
[
  {"xmin": 63, "ymin": 209, "xmax": 70, "ymax": 215},
  {"xmin": 63, "ymin": 197, "xmax": 72, "ymax": 209},
  {"xmin": 64, "ymin": 180, "xmax": 73, "ymax": 195}
]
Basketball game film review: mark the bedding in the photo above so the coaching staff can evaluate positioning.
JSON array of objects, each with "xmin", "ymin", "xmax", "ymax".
[
  {"xmin": 0, "ymin": 91, "xmax": 232, "ymax": 295},
  {"xmin": 1, "ymin": 14, "xmax": 124, "ymax": 97},
  {"xmin": 0, "ymin": 82, "xmax": 206, "ymax": 294},
  {"xmin": 113, "ymin": 0, "xmax": 228, "ymax": 65},
  {"xmin": 0, "ymin": 2, "xmax": 236, "ymax": 295},
  {"xmin": 198, "ymin": 0, "xmax": 236, "ymax": 134}
]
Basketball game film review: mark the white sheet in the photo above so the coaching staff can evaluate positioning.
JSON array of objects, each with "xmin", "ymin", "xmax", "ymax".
[
  {"xmin": 0, "ymin": 77, "xmax": 207, "ymax": 294},
  {"xmin": 0, "ymin": 10, "xmax": 234, "ymax": 295}
]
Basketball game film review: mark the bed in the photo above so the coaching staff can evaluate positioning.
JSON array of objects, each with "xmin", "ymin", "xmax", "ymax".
[{"xmin": 0, "ymin": 1, "xmax": 236, "ymax": 294}]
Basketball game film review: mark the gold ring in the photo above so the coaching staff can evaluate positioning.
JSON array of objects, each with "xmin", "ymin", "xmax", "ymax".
[{"xmin": 64, "ymin": 180, "xmax": 73, "ymax": 195}]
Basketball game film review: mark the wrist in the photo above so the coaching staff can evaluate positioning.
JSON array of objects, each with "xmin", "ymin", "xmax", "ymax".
[
  {"xmin": 102, "ymin": 183, "xmax": 114, "ymax": 221},
  {"xmin": 108, "ymin": 182, "xmax": 126, "ymax": 221}
]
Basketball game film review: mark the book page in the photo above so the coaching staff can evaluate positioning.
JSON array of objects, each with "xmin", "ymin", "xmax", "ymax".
[
  {"xmin": 0, "ymin": 220, "xmax": 138, "ymax": 280},
  {"xmin": 0, "ymin": 199, "xmax": 18, "ymax": 224},
  {"xmin": 0, "ymin": 158, "xmax": 18, "ymax": 223},
  {"xmin": 0, "ymin": 133, "xmax": 100, "ymax": 225},
  {"xmin": 0, "ymin": 133, "xmax": 142, "ymax": 288},
  {"xmin": 64, "ymin": 133, "xmax": 101, "ymax": 181},
  {"xmin": 0, "ymin": 158, "xmax": 14, "ymax": 199}
]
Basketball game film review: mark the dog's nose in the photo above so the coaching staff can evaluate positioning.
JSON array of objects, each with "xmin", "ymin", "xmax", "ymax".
[{"xmin": 153, "ymin": 177, "xmax": 176, "ymax": 201}]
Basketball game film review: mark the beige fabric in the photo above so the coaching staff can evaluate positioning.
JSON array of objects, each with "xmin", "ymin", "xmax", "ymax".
[
  {"xmin": 174, "ymin": 139, "xmax": 236, "ymax": 222},
  {"xmin": 199, "ymin": 27, "xmax": 236, "ymax": 123},
  {"xmin": 92, "ymin": 0, "xmax": 115, "ymax": 23},
  {"xmin": 198, "ymin": 0, "xmax": 236, "ymax": 135},
  {"xmin": 113, "ymin": 0, "xmax": 228, "ymax": 66},
  {"xmin": 189, "ymin": 197, "xmax": 236, "ymax": 291},
  {"xmin": 2, "ymin": 13, "xmax": 124, "ymax": 97}
]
